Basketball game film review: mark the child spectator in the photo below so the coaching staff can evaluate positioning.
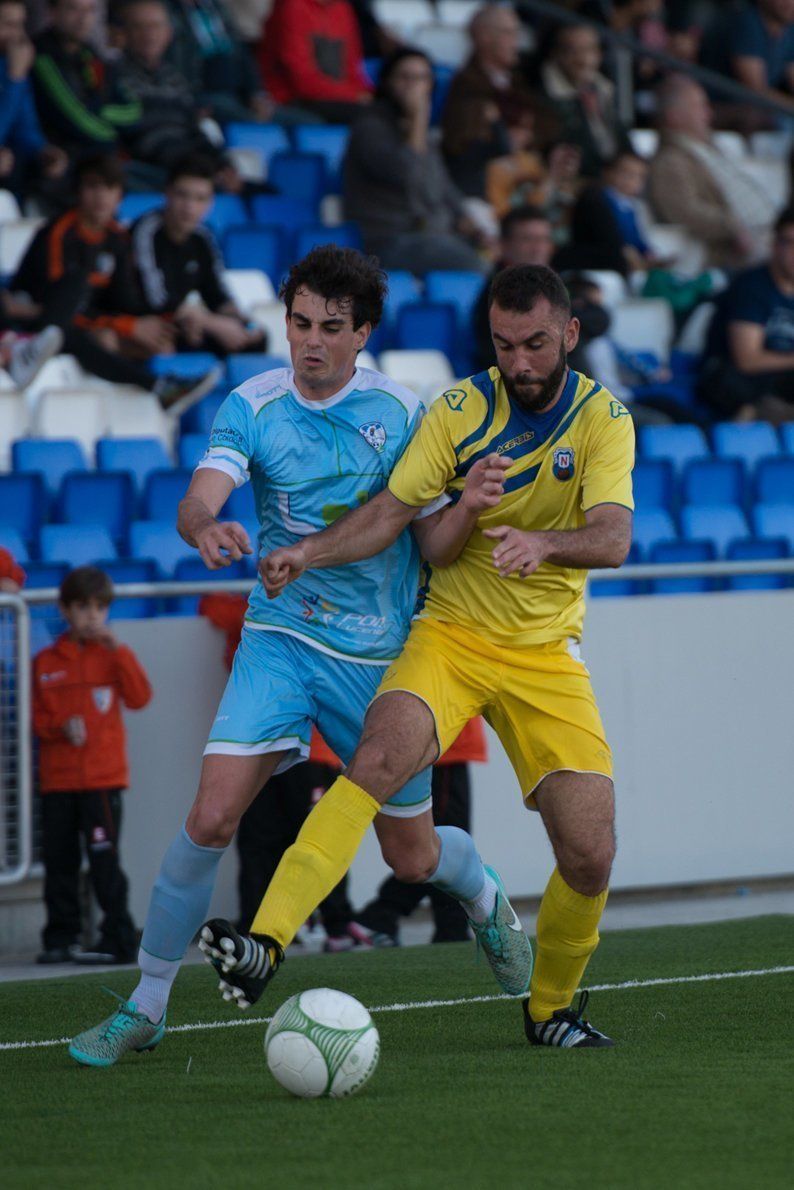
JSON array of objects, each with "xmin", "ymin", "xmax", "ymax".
[
  {"xmin": 0, "ymin": 544, "xmax": 26, "ymax": 592},
  {"xmin": 32, "ymin": 566, "xmax": 152, "ymax": 965}
]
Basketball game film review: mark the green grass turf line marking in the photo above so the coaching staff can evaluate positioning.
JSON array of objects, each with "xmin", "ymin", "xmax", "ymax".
[{"xmin": 2, "ymin": 963, "xmax": 792, "ymax": 1054}]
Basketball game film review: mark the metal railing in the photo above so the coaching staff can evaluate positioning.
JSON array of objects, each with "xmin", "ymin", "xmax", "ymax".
[{"xmin": 0, "ymin": 565, "xmax": 790, "ymax": 888}]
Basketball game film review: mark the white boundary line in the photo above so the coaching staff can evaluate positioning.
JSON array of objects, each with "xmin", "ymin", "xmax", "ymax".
[{"xmin": 1, "ymin": 964, "xmax": 792, "ymax": 1054}]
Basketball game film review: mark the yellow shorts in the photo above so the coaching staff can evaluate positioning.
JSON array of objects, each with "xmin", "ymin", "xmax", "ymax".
[{"xmin": 375, "ymin": 618, "xmax": 612, "ymax": 807}]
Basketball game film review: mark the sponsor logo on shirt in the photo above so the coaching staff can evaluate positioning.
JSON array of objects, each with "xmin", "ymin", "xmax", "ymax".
[
  {"xmin": 210, "ymin": 426, "xmax": 247, "ymax": 451},
  {"xmin": 609, "ymin": 400, "xmax": 630, "ymax": 419},
  {"xmin": 443, "ymin": 388, "xmax": 468, "ymax": 411},
  {"xmin": 497, "ymin": 430, "xmax": 534, "ymax": 454},
  {"xmin": 92, "ymin": 687, "xmax": 113, "ymax": 713},
  {"xmin": 358, "ymin": 421, "xmax": 387, "ymax": 454},
  {"xmin": 39, "ymin": 670, "xmax": 67, "ymax": 684},
  {"xmin": 301, "ymin": 594, "xmax": 341, "ymax": 625},
  {"xmin": 552, "ymin": 446, "xmax": 575, "ymax": 481}
]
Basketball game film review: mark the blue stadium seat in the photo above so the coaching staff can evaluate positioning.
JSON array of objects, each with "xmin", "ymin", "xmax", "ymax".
[
  {"xmin": 224, "ymin": 122, "xmax": 290, "ymax": 167},
  {"xmin": 57, "ymin": 472, "xmax": 134, "ymax": 546},
  {"xmin": 222, "ymin": 484, "xmax": 256, "ymax": 522},
  {"xmin": 631, "ymin": 508, "xmax": 677, "ymax": 556},
  {"xmin": 755, "ymin": 456, "xmax": 794, "ymax": 504},
  {"xmin": 142, "ymin": 468, "xmax": 193, "ymax": 521},
  {"xmin": 0, "ymin": 528, "xmax": 28, "ymax": 563},
  {"xmin": 294, "ymin": 222, "xmax": 363, "ymax": 258},
  {"xmin": 589, "ymin": 543, "xmax": 642, "ymax": 597},
  {"xmin": 292, "ymin": 125, "xmax": 350, "ymax": 189},
  {"xmin": 753, "ymin": 503, "xmax": 794, "ymax": 551},
  {"xmin": 632, "ymin": 459, "xmax": 674, "ymax": 512},
  {"xmin": 0, "ymin": 473, "xmax": 46, "ymax": 546},
  {"xmin": 425, "ymin": 271, "xmax": 484, "ymax": 332},
  {"xmin": 269, "ymin": 151, "xmax": 328, "ymax": 207},
  {"xmin": 129, "ymin": 521, "xmax": 194, "ymax": 577},
  {"xmin": 649, "ymin": 539, "xmax": 717, "ymax": 595},
  {"xmin": 171, "ymin": 556, "xmax": 249, "ymax": 615},
  {"xmin": 226, "ymin": 354, "xmax": 287, "ymax": 390},
  {"xmin": 780, "ymin": 423, "xmax": 794, "ymax": 454},
  {"xmin": 117, "ymin": 193, "xmax": 163, "ymax": 223},
  {"xmin": 681, "ymin": 458, "xmax": 745, "ymax": 507},
  {"xmin": 250, "ymin": 194, "xmax": 317, "ymax": 230},
  {"xmin": 431, "ymin": 64, "xmax": 454, "ymax": 124},
  {"xmin": 148, "ymin": 352, "xmax": 219, "ymax": 379},
  {"xmin": 204, "ymin": 194, "xmax": 249, "ymax": 237},
  {"xmin": 223, "ymin": 224, "xmax": 283, "ymax": 282},
  {"xmin": 726, "ymin": 537, "xmax": 789, "ymax": 592},
  {"xmin": 639, "ymin": 424, "xmax": 710, "ymax": 473},
  {"xmin": 712, "ymin": 421, "xmax": 780, "ymax": 470},
  {"xmin": 24, "ymin": 560, "xmax": 68, "ymax": 589},
  {"xmin": 395, "ymin": 301, "xmax": 457, "ymax": 360},
  {"xmin": 178, "ymin": 433, "xmax": 208, "ymax": 469},
  {"xmin": 181, "ymin": 392, "xmax": 224, "ymax": 435},
  {"xmin": 96, "ymin": 437, "xmax": 172, "ymax": 497},
  {"xmin": 681, "ymin": 504, "xmax": 749, "ymax": 555},
  {"xmin": 40, "ymin": 524, "xmax": 117, "ymax": 566},
  {"xmin": 101, "ymin": 558, "xmax": 160, "ymax": 619},
  {"xmin": 12, "ymin": 439, "xmax": 87, "ymax": 501},
  {"xmin": 366, "ymin": 271, "xmax": 421, "ymax": 354}
]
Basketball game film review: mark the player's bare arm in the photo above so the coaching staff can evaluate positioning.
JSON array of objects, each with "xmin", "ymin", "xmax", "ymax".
[
  {"xmin": 485, "ymin": 504, "xmax": 632, "ymax": 579},
  {"xmin": 177, "ymin": 469, "xmax": 253, "ymax": 570},
  {"xmin": 412, "ymin": 453, "xmax": 512, "ymax": 568}
]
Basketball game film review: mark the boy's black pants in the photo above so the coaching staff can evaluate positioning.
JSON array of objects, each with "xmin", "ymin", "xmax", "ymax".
[{"xmin": 39, "ymin": 789, "xmax": 138, "ymax": 956}]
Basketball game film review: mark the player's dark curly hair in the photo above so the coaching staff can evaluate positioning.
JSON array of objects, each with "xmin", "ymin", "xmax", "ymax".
[
  {"xmin": 489, "ymin": 264, "xmax": 571, "ymax": 319},
  {"xmin": 280, "ymin": 246, "xmax": 387, "ymax": 330}
]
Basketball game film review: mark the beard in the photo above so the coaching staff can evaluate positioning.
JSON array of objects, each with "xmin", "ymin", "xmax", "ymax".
[{"xmin": 502, "ymin": 344, "xmax": 568, "ymax": 412}]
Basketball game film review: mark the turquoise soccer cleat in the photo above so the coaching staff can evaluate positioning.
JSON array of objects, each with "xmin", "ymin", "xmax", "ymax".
[
  {"xmin": 68, "ymin": 990, "xmax": 165, "ymax": 1068},
  {"xmin": 469, "ymin": 866, "xmax": 533, "ymax": 996}
]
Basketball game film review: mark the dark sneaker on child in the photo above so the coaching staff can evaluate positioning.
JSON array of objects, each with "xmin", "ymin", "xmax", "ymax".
[
  {"xmin": 153, "ymin": 364, "xmax": 222, "ymax": 417},
  {"xmin": 7, "ymin": 325, "xmax": 63, "ymax": 389},
  {"xmin": 523, "ymin": 991, "xmax": 614, "ymax": 1048},
  {"xmin": 36, "ymin": 944, "xmax": 79, "ymax": 964},
  {"xmin": 72, "ymin": 945, "xmax": 137, "ymax": 965},
  {"xmin": 199, "ymin": 918, "xmax": 283, "ymax": 1009}
]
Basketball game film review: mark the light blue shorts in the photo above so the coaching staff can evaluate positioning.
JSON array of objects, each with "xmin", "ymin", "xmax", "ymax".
[{"xmin": 205, "ymin": 627, "xmax": 432, "ymax": 818}]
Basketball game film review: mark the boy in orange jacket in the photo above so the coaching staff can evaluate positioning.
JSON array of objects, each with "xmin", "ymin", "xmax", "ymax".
[{"xmin": 32, "ymin": 566, "xmax": 152, "ymax": 964}]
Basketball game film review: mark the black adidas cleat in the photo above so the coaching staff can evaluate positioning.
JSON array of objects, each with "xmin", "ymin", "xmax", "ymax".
[
  {"xmin": 198, "ymin": 918, "xmax": 283, "ymax": 1009},
  {"xmin": 523, "ymin": 990, "xmax": 614, "ymax": 1048}
]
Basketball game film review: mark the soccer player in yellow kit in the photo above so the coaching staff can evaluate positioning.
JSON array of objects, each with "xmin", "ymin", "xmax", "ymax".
[{"xmin": 219, "ymin": 264, "xmax": 635, "ymax": 1047}]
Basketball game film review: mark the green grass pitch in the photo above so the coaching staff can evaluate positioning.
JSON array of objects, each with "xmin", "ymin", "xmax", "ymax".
[{"xmin": 2, "ymin": 915, "xmax": 792, "ymax": 1190}]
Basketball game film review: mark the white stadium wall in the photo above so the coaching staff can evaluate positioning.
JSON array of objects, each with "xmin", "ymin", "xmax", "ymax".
[{"xmin": 117, "ymin": 592, "xmax": 794, "ymax": 923}]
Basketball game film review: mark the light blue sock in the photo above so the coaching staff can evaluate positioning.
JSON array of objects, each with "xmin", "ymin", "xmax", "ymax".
[
  {"xmin": 429, "ymin": 826, "xmax": 486, "ymax": 902},
  {"xmin": 131, "ymin": 826, "xmax": 226, "ymax": 1022}
]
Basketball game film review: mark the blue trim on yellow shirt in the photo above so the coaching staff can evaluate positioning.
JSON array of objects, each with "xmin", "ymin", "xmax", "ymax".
[
  {"xmin": 453, "ymin": 369, "xmax": 498, "ymax": 458},
  {"xmin": 500, "ymin": 379, "xmax": 602, "ymax": 496}
]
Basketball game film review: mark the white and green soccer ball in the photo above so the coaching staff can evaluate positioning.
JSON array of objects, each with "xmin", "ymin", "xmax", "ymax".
[{"xmin": 265, "ymin": 988, "xmax": 380, "ymax": 1099}]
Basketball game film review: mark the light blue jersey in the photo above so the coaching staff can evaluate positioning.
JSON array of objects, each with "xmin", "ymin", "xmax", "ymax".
[{"xmin": 197, "ymin": 365, "xmax": 440, "ymax": 663}]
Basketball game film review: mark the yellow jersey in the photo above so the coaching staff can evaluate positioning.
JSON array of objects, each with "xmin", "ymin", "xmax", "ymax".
[{"xmin": 388, "ymin": 367, "xmax": 635, "ymax": 647}]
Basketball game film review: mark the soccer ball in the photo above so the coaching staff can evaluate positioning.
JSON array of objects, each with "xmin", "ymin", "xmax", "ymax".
[{"xmin": 265, "ymin": 987, "xmax": 380, "ymax": 1099}]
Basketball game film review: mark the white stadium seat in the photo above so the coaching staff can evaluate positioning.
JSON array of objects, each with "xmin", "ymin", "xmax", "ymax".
[
  {"xmin": 611, "ymin": 299, "xmax": 674, "ymax": 360},
  {"xmin": 378, "ymin": 349, "xmax": 455, "ymax": 404},
  {"xmin": 356, "ymin": 350, "xmax": 378, "ymax": 371},
  {"xmin": 739, "ymin": 158, "xmax": 789, "ymax": 211},
  {"xmin": 438, "ymin": 0, "xmax": 481, "ymax": 26},
  {"xmin": 628, "ymin": 128, "xmax": 659, "ymax": 158},
  {"xmin": 33, "ymin": 389, "xmax": 109, "ymax": 457},
  {"xmin": 582, "ymin": 270, "xmax": 628, "ymax": 309},
  {"xmin": 223, "ymin": 269, "xmax": 276, "ymax": 315},
  {"xmin": 0, "ymin": 218, "xmax": 44, "ymax": 276},
  {"xmin": 373, "ymin": 0, "xmax": 434, "ymax": 37},
  {"xmin": 105, "ymin": 389, "xmax": 174, "ymax": 449},
  {"xmin": 412, "ymin": 23, "xmax": 469, "ymax": 66},
  {"xmin": 0, "ymin": 393, "xmax": 31, "ymax": 468},
  {"xmin": 644, "ymin": 223, "xmax": 705, "ymax": 275},
  {"xmin": 250, "ymin": 300, "xmax": 290, "ymax": 359},
  {"xmin": 677, "ymin": 301, "xmax": 716, "ymax": 357},
  {"xmin": 712, "ymin": 131, "xmax": 746, "ymax": 160},
  {"xmin": 749, "ymin": 131, "xmax": 792, "ymax": 159},
  {"xmin": 0, "ymin": 189, "xmax": 21, "ymax": 223}
]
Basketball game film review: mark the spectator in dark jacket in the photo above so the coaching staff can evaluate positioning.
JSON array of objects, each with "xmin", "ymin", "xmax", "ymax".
[
  {"xmin": 0, "ymin": 0, "xmax": 68, "ymax": 200},
  {"xmin": 344, "ymin": 48, "xmax": 487, "ymax": 274},
  {"xmin": 538, "ymin": 23, "xmax": 631, "ymax": 177},
  {"xmin": 32, "ymin": 0, "xmax": 141, "ymax": 160}
]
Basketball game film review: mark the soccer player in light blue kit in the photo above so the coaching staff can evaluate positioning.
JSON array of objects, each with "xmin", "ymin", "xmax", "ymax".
[{"xmin": 68, "ymin": 247, "xmax": 531, "ymax": 1066}]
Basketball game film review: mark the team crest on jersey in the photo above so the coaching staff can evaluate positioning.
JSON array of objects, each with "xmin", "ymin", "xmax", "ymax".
[
  {"xmin": 358, "ymin": 421, "xmax": 386, "ymax": 453},
  {"xmin": 552, "ymin": 446, "xmax": 575, "ymax": 481},
  {"xmin": 92, "ymin": 687, "xmax": 113, "ymax": 713}
]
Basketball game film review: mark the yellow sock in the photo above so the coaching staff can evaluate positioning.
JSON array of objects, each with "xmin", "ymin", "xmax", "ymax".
[
  {"xmin": 529, "ymin": 866, "xmax": 608, "ymax": 1022},
  {"xmin": 250, "ymin": 775, "xmax": 379, "ymax": 948}
]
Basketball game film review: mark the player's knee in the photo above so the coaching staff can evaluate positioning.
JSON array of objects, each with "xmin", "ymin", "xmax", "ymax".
[
  {"xmin": 186, "ymin": 800, "xmax": 239, "ymax": 848},
  {"xmin": 559, "ymin": 837, "xmax": 615, "ymax": 895},
  {"xmin": 348, "ymin": 737, "xmax": 406, "ymax": 796},
  {"xmin": 381, "ymin": 841, "xmax": 437, "ymax": 884}
]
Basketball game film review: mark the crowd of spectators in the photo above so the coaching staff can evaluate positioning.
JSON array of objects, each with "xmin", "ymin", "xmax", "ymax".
[{"xmin": 1, "ymin": 0, "xmax": 794, "ymax": 423}]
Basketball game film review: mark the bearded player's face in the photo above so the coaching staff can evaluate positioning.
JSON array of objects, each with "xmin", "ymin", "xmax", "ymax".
[{"xmin": 489, "ymin": 297, "xmax": 579, "ymax": 413}]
